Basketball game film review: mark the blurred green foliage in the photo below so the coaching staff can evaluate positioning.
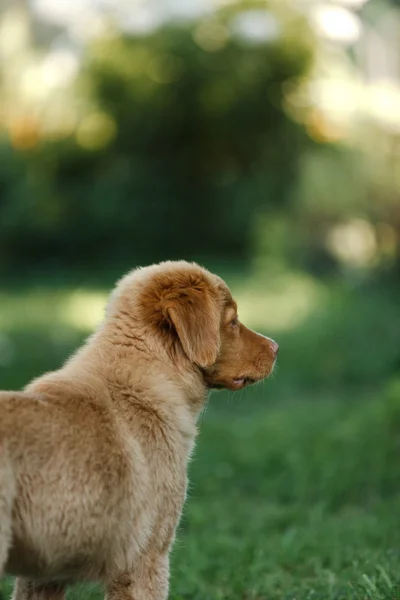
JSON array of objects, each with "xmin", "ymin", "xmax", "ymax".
[
  {"xmin": 0, "ymin": 3, "xmax": 314, "ymax": 272},
  {"xmin": 1, "ymin": 2, "xmax": 399, "ymax": 280}
]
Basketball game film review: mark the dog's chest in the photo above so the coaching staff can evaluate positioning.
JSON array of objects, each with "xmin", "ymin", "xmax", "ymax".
[{"xmin": 103, "ymin": 452, "xmax": 188, "ymax": 577}]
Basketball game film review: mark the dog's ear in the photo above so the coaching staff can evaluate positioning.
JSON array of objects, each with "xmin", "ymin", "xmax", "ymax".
[{"xmin": 166, "ymin": 286, "xmax": 220, "ymax": 368}]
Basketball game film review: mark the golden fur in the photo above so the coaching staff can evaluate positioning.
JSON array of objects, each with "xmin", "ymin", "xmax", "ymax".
[{"xmin": 0, "ymin": 261, "xmax": 278, "ymax": 600}]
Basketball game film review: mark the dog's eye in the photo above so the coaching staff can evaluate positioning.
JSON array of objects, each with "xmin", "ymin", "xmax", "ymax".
[{"xmin": 229, "ymin": 317, "xmax": 238, "ymax": 328}]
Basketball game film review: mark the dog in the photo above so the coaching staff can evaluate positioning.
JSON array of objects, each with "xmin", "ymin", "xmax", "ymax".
[{"xmin": 0, "ymin": 260, "xmax": 278, "ymax": 600}]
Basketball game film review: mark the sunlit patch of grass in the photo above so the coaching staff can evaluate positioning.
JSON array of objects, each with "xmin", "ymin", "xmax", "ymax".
[
  {"xmin": 0, "ymin": 289, "xmax": 107, "ymax": 334},
  {"xmin": 229, "ymin": 271, "xmax": 326, "ymax": 332},
  {"xmin": 61, "ymin": 291, "xmax": 107, "ymax": 331},
  {"xmin": 0, "ymin": 286, "xmax": 107, "ymax": 388}
]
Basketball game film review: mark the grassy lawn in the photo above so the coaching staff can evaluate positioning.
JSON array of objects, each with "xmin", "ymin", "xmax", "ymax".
[{"xmin": 1, "ymin": 272, "xmax": 400, "ymax": 599}]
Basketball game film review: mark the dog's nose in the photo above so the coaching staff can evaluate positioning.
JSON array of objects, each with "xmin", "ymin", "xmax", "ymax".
[
  {"xmin": 259, "ymin": 334, "xmax": 279, "ymax": 355},
  {"xmin": 269, "ymin": 339, "xmax": 279, "ymax": 355}
]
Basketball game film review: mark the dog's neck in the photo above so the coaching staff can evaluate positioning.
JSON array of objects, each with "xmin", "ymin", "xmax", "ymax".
[{"xmin": 63, "ymin": 324, "xmax": 209, "ymax": 421}]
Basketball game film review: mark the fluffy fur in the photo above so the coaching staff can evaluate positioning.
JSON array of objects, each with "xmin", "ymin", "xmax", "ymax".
[{"xmin": 0, "ymin": 261, "xmax": 278, "ymax": 600}]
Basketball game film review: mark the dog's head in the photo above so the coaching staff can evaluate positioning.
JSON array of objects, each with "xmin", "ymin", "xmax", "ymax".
[{"xmin": 109, "ymin": 261, "xmax": 278, "ymax": 391}]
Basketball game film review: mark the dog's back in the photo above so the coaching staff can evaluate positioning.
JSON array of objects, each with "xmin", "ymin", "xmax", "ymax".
[
  {"xmin": 0, "ymin": 364, "xmax": 189, "ymax": 583},
  {"xmin": 0, "ymin": 386, "xmax": 139, "ymax": 580},
  {"xmin": 0, "ymin": 423, "xmax": 15, "ymax": 576}
]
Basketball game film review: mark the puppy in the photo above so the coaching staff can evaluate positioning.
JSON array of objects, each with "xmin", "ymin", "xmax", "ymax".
[{"xmin": 0, "ymin": 261, "xmax": 278, "ymax": 600}]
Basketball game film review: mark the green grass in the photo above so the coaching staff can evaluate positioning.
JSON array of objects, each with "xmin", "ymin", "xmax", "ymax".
[
  {"xmin": 175, "ymin": 387, "xmax": 400, "ymax": 599},
  {"xmin": 1, "ymin": 274, "xmax": 400, "ymax": 599}
]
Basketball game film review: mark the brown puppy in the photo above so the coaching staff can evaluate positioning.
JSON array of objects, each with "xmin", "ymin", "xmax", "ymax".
[{"xmin": 0, "ymin": 261, "xmax": 278, "ymax": 600}]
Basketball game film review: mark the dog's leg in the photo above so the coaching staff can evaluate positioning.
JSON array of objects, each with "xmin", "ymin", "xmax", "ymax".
[
  {"xmin": 106, "ymin": 554, "xmax": 169, "ymax": 600},
  {"xmin": 0, "ymin": 446, "xmax": 15, "ymax": 576},
  {"xmin": 12, "ymin": 580, "xmax": 66, "ymax": 600}
]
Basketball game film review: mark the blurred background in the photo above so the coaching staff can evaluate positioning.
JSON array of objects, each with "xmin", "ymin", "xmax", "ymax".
[{"xmin": 1, "ymin": 0, "xmax": 400, "ymax": 598}]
